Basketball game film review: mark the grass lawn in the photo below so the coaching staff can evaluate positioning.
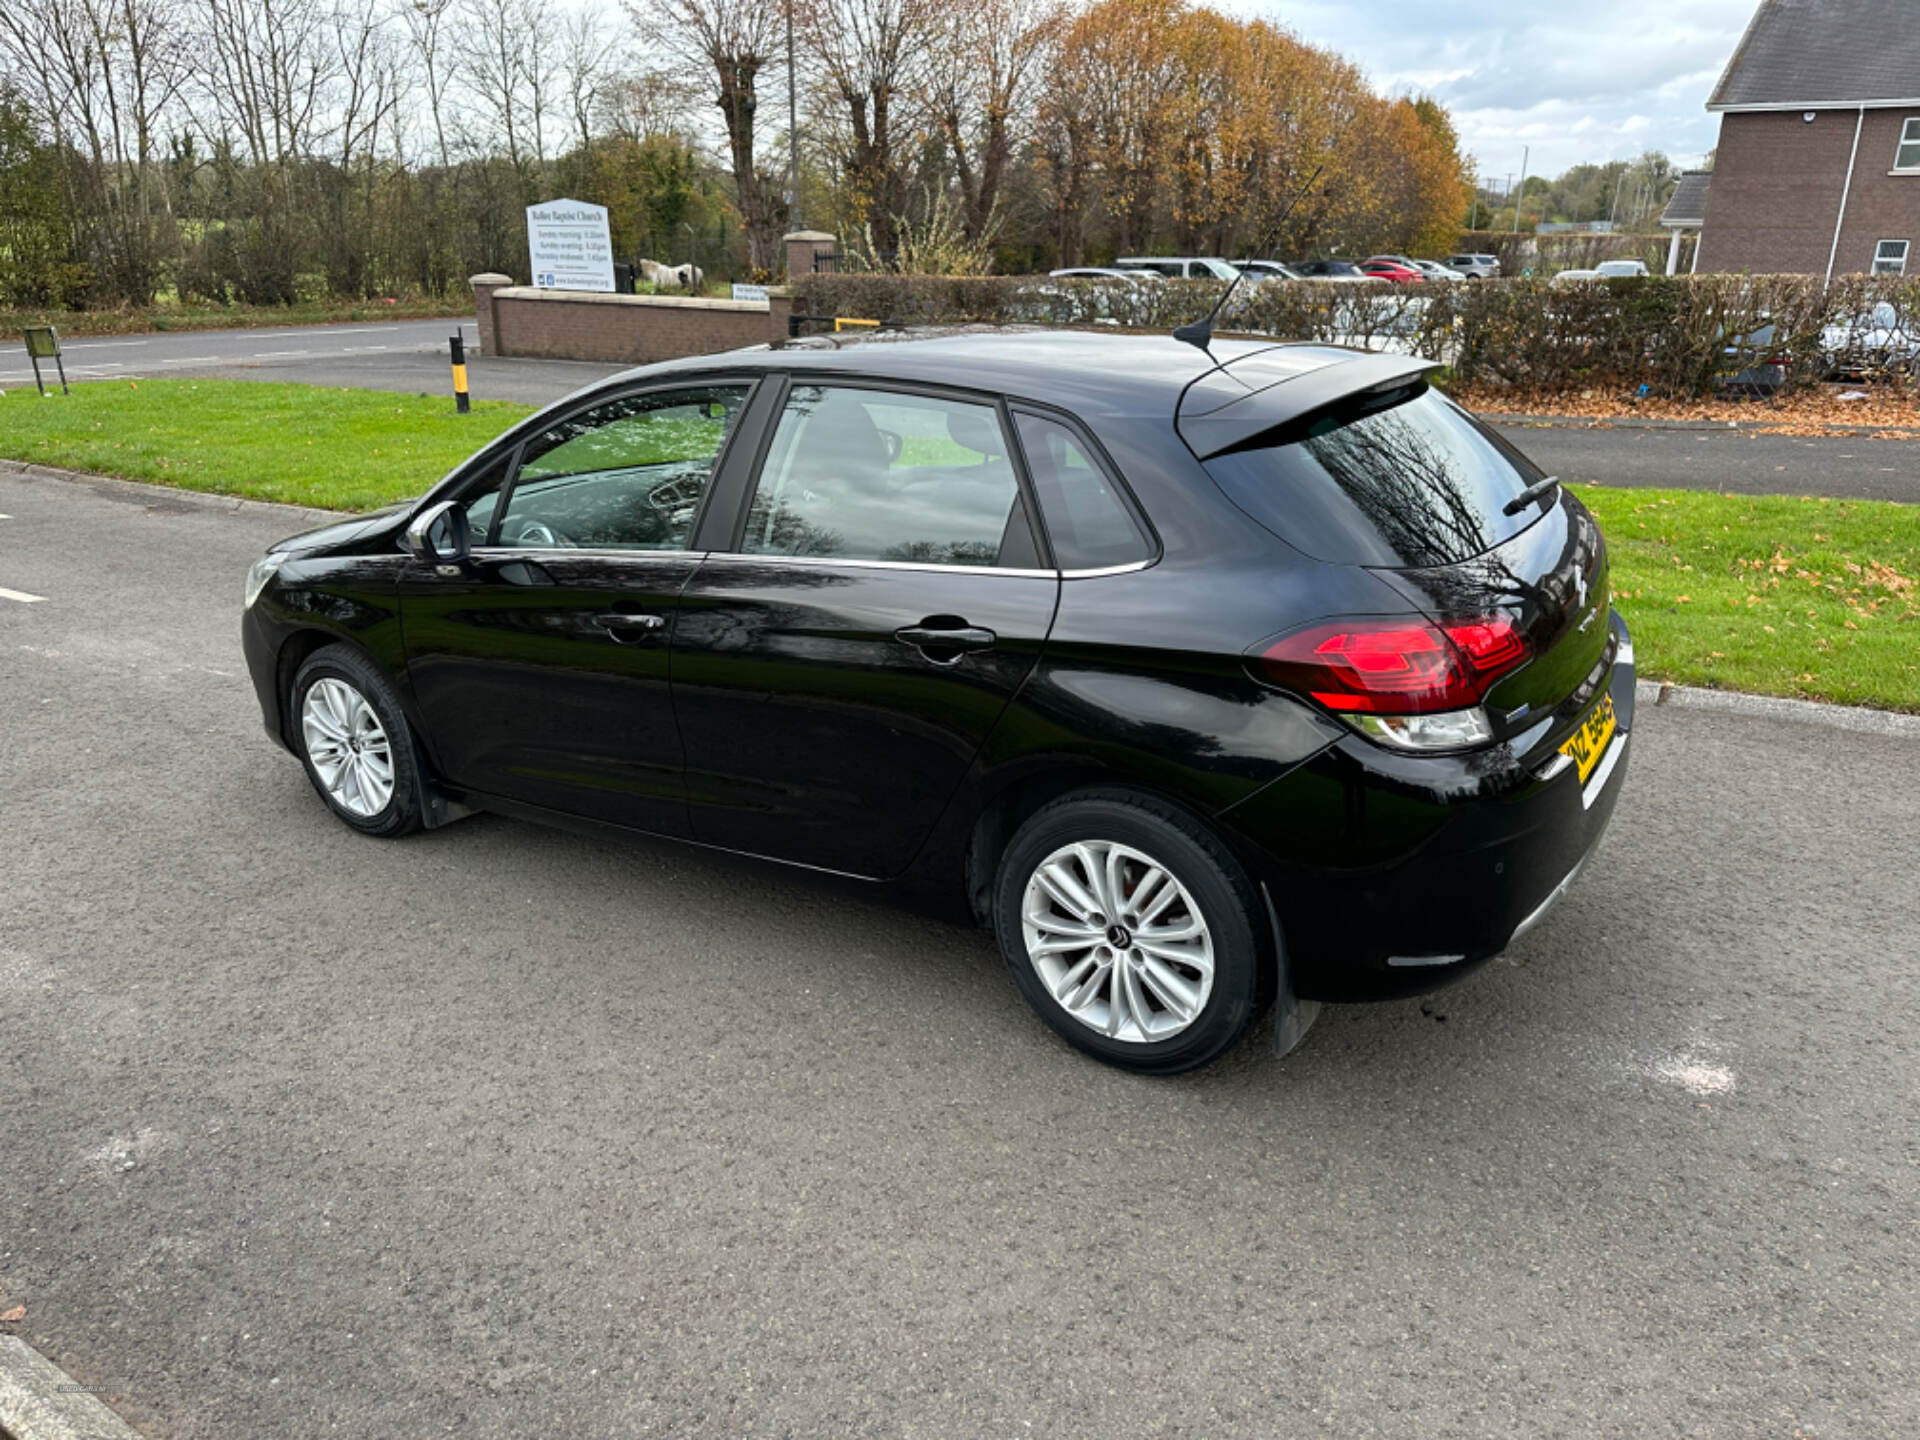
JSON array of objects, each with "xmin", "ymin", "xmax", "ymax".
[
  {"xmin": 3, "ymin": 379, "xmax": 1914, "ymax": 711},
  {"xmin": 0, "ymin": 296, "xmax": 475, "ymax": 339},
  {"xmin": 1578, "ymin": 484, "xmax": 1920, "ymax": 712},
  {"xmin": 0, "ymin": 378, "xmax": 530, "ymax": 511}
]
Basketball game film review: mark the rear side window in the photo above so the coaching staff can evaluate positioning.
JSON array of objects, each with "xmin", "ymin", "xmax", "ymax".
[
  {"xmin": 1014, "ymin": 412, "xmax": 1150, "ymax": 570},
  {"xmin": 740, "ymin": 384, "xmax": 1031, "ymax": 567},
  {"xmin": 1201, "ymin": 385, "xmax": 1549, "ymax": 569}
]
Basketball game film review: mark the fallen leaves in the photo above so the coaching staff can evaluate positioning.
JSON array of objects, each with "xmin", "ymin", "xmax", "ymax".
[{"xmin": 1457, "ymin": 382, "xmax": 1920, "ymax": 434}]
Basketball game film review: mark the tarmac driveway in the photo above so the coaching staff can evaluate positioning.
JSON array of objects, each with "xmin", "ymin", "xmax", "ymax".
[{"xmin": 1, "ymin": 468, "xmax": 1917, "ymax": 1438}]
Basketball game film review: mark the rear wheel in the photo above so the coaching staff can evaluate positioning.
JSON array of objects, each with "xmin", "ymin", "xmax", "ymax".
[
  {"xmin": 291, "ymin": 645, "xmax": 423, "ymax": 837},
  {"xmin": 992, "ymin": 790, "xmax": 1269, "ymax": 1074}
]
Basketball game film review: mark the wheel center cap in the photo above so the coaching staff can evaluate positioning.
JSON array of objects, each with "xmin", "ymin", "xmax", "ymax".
[{"xmin": 1106, "ymin": 924, "xmax": 1133, "ymax": 949}]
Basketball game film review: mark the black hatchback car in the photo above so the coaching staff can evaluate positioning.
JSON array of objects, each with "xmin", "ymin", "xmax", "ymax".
[{"xmin": 242, "ymin": 331, "xmax": 1633, "ymax": 1073}]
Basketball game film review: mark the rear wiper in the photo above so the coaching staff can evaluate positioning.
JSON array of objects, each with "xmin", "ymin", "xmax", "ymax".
[{"xmin": 1503, "ymin": 475, "xmax": 1561, "ymax": 516}]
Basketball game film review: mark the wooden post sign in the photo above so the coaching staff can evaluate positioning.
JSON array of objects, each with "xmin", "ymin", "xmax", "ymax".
[{"xmin": 23, "ymin": 326, "xmax": 69, "ymax": 397}]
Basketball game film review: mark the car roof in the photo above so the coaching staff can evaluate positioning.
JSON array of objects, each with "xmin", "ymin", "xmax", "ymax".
[{"xmin": 588, "ymin": 328, "xmax": 1422, "ymax": 432}]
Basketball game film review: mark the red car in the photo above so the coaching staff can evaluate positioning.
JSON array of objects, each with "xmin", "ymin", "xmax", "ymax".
[{"xmin": 1359, "ymin": 261, "xmax": 1424, "ymax": 284}]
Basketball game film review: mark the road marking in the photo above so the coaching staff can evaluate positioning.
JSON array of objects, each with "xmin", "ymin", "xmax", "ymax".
[
  {"xmin": 159, "ymin": 356, "xmax": 220, "ymax": 365},
  {"xmin": 0, "ymin": 586, "xmax": 47, "ymax": 603},
  {"xmin": 251, "ymin": 350, "xmax": 312, "ymax": 358},
  {"xmin": 1, "ymin": 1334, "xmax": 146, "ymax": 1440}
]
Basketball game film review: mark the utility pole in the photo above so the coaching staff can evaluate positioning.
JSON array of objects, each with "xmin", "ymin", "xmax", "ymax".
[
  {"xmin": 786, "ymin": 0, "xmax": 801, "ymax": 230},
  {"xmin": 1511, "ymin": 145, "xmax": 1529, "ymax": 233}
]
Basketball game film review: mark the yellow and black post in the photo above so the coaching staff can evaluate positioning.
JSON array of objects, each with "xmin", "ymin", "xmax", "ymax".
[{"xmin": 449, "ymin": 332, "xmax": 470, "ymax": 413}]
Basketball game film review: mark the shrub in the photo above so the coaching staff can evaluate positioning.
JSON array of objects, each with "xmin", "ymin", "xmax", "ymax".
[{"xmin": 789, "ymin": 272, "xmax": 1920, "ymax": 400}]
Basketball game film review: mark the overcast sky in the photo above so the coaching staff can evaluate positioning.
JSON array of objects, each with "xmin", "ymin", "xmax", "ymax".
[{"xmin": 1219, "ymin": 0, "xmax": 1758, "ymax": 184}]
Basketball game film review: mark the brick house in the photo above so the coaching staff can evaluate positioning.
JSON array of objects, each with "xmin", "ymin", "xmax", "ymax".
[{"xmin": 1695, "ymin": 0, "xmax": 1920, "ymax": 278}]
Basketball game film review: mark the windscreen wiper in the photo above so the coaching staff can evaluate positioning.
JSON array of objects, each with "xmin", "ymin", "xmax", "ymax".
[{"xmin": 1503, "ymin": 475, "xmax": 1561, "ymax": 516}]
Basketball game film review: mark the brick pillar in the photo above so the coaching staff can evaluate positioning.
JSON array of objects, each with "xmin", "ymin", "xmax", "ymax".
[
  {"xmin": 783, "ymin": 231, "xmax": 837, "ymax": 282},
  {"xmin": 469, "ymin": 273, "xmax": 513, "ymax": 356}
]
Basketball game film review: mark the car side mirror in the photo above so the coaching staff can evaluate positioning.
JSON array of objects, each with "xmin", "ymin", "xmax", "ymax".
[{"xmin": 405, "ymin": 500, "xmax": 470, "ymax": 566}]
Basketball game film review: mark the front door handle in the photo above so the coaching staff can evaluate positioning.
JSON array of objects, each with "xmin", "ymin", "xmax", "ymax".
[
  {"xmin": 596, "ymin": 611, "xmax": 667, "ymax": 642},
  {"xmin": 894, "ymin": 623, "xmax": 996, "ymax": 660}
]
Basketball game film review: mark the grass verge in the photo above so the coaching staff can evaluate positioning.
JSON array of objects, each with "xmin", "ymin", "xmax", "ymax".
[
  {"xmin": 1, "ymin": 379, "xmax": 1913, "ymax": 711},
  {"xmin": 0, "ymin": 378, "xmax": 529, "ymax": 511},
  {"xmin": 1578, "ymin": 484, "xmax": 1920, "ymax": 712},
  {"xmin": 1, "ymin": 297, "xmax": 476, "ymax": 340}
]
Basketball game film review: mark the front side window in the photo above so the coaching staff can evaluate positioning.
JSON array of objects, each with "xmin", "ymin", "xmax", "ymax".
[
  {"xmin": 1895, "ymin": 117, "xmax": 1920, "ymax": 171},
  {"xmin": 1873, "ymin": 239, "xmax": 1910, "ymax": 275},
  {"xmin": 492, "ymin": 384, "xmax": 749, "ymax": 550},
  {"xmin": 740, "ymin": 385, "xmax": 1028, "ymax": 567},
  {"xmin": 1014, "ymin": 412, "xmax": 1150, "ymax": 570}
]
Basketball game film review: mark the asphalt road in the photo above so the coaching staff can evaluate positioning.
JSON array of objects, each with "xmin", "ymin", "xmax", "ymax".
[
  {"xmin": 3, "ymin": 466, "xmax": 1917, "ymax": 1439},
  {"xmin": 5, "ymin": 320, "xmax": 1919, "ymax": 500},
  {"xmin": 1500, "ymin": 423, "xmax": 1920, "ymax": 505},
  {"xmin": 0, "ymin": 319, "xmax": 612, "ymax": 409}
]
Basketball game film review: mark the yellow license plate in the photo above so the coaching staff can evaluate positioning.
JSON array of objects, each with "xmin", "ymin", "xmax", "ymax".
[{"xmin": 1560, "ymin": 693, "xmax": 1618, "ymax": 785}]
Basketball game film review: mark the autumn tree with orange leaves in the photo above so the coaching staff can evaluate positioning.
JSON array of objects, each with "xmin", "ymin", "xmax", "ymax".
[{"xmin": 1028, "ymin": 0, "xmax": 1469, "ymax": 268}]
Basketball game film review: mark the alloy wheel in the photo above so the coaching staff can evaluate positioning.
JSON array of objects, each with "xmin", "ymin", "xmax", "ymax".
[
  {"xmin": 1020, "ymin": 840, "xmax": 1215, "ymax": 1043},
  {"xmin": 301, "ymin": 677, "xmax": 396, "ymax": 818}
]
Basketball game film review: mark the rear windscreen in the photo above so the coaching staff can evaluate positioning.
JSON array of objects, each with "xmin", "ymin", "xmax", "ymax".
[{"xmin": 1202, "ymin": 384, "xmax": 1550, "ymax": 569}]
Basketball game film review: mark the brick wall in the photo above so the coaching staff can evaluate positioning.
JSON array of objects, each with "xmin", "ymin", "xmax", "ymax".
[
  {"xmin": 1699, "ymin": 108, "xmax": 1920, "ymax": 275},
  {"xmin": 471, "ymin": 284, "xmax": 795, "ymax": 364},
  {"xmin": 1837, "ymin": 108, "xmax": 1920, "ymax": 276}
]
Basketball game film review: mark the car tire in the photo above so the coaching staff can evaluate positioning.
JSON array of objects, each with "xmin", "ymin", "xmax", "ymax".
[
  {"xmin": 992, "ymin": 789, "xmax": 1272, "ymax": 1074},
  {"xmin": 290, "ymin": 644, "xmax": 424, "ymax": 838}
]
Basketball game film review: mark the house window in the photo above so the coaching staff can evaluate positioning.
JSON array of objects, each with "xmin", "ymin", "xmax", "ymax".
[
  {"xmin": 1873, "ymin": 240, "xmax": 1910, "ymax": 275},
  {"xmin": 1897, "ymin": 117, "xmax": 1920, "ymax": 170}
]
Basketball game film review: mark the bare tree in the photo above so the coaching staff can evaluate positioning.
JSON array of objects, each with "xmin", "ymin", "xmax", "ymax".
[
  {"xmin": 401, "ymin": 0, "xmax": 458, "ymax": 166},
  {"xmin": 457, "ymin": 0, "xmax": 534, "ymax": 179},
  {"xmin": 561, "ymin": 3, "xmax": 610, "ymax": 158},
  {"xmin": 924, "ymin": 0, "xmax": 1057, "ymax": 244},
  {"xmin": 651, "ymin": 0, "xmax": 785, "ymax": 274},
  {"xmin": 0, "ymin": 0, "xmax": 189, "ymax": 302},
  {"xmin": 800, "ymin": 0, "xmax": 937, "ymax": 257}
]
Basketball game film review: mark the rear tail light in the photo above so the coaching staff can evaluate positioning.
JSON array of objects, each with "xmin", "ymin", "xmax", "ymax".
[{"xmin": 1255, "ymin": 614, "xmax": 1531, "ymax": 751}]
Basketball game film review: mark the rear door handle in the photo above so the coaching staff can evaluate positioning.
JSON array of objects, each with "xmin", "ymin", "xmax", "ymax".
[
  {"xmin": 894, "ymin": 624, "xmax": 996, "ymax": 656},
  {"xmin": 596, "ymin": 611, "xmax": 667, "ymax": 642}
]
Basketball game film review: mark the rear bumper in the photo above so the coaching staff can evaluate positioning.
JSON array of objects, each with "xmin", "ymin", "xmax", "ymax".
[{"xmin": 1222, "ymin": 612, "xmax": 1635, "ymax": 1002}]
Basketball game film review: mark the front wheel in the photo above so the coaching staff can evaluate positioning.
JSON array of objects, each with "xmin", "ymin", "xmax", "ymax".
[
  {"xmin": 992, "ymin": 790, "xmax": 1271, "ymax": 1074},
  {"xmin": 291, "ymin": 644, "xmax": 423, "ymax": 837}
]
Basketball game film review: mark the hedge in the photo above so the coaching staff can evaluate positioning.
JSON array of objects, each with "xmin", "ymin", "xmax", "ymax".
[{"xmin": 788, "ymin": 272, "xmax": 1920, "ymax": 401}]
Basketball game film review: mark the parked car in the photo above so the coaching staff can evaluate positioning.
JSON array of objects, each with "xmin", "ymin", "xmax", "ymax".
[
  {"xmin": 1594, "ymin": 259, "xmax": 1650, "ymax": 278},
  {"xmin": 1359, "ymin": 260, "xmax": 1425, "ymax": 284},
  {"xmin": 1049, "ymin": 267, "xmax": 1157, "ymax": 286},
  {"xmin": 1115, "ymin": 256, "xmax": 1241, "ymax": 281},
  {"xmin": 1411, "ymin": 260, "xmax": 1467, "ymax": 280},
  {"xmin": 1447, "ymin": 253, "xmax": 1501, "ymax": 279},
  {"xmin": 242, "ymin": 331, "xmax": 1633, "ymax": 1075},
  {"xmin": 1288, "ymin": 259, "xmax": 1370, "ymax": 282},
  {"xmin": 1820, "ymin": 301, "xmax": 1918, "ymax": 377},
  {"xmin": 1232, "ymin": 260, "xmax": 1305, "ymax": 281},
  {"xmin": 1551, "ymin": 268, "xmax": 1600, "ymax": 285}
]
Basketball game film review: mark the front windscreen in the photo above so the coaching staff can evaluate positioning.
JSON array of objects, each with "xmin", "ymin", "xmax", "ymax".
[{"xmin": 1201, "ymin": 384, "xmax": 1550, "ymax": 569}]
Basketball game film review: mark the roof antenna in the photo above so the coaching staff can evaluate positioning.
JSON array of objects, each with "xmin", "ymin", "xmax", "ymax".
[{"xmin": 1173, "ymin": 165, "xmax": 1324, "ymax": 352}]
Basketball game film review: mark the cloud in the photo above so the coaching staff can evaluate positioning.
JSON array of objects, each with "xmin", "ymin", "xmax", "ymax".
[{"xmin": 1215, "ymin": 0, "xmax": 1757, "ymax": 175}]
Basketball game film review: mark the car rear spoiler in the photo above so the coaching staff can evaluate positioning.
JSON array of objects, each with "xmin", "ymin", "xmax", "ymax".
[{"xmin": 1176, "ymin": 350, "xmax": 1443, "ymax": 460}]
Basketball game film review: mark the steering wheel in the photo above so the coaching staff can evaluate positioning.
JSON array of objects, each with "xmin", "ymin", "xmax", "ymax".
[
  {"xmin": 647, "ymin": 472, "xmax": 705, "ymax": 515},
  {"xmin": 504, "ymin": 517, "xmax": 570, "ymax": 548}
]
